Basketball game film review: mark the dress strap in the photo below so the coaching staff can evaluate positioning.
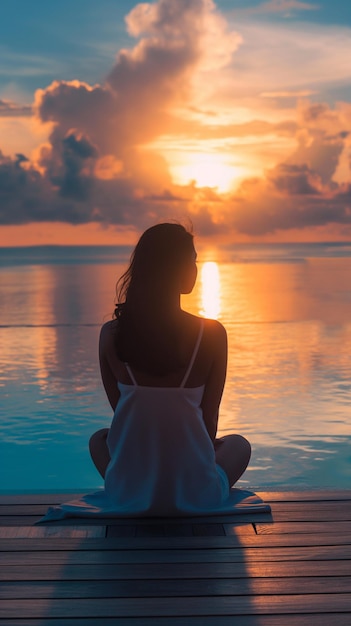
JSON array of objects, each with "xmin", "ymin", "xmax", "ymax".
[
  {"xmin": 125, "ymin": 363, "xmax": 138, "ymax": 386},
  {"xmin": 180, "ymin": 319, "xmax": 204, "ymax": 388}
]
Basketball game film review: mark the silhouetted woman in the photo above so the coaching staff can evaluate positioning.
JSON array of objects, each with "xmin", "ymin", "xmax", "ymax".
[{"xmin": 89, "ymin": 223, "xmax": 251, "ymax": 515}]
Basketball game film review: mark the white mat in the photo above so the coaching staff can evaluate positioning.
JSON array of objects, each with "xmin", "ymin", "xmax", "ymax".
[{"xmin": 37, "ymin": 487, "xmax": 271, "ymax": 523}]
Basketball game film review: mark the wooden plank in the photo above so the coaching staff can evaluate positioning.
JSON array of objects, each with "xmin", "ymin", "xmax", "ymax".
[
  {"xmin": 1, "ymin": 530, "xmax": 350, "ymax": 551},
  {"xmin": 0, "ymin": 516, "xmax": 102, "ymax": 526},
  {"xmin": 1, "ymin": 576, "xmax": 351, "ymax": 599},
  {"xmin": 254, "ymin": 521, "xmax": 351, "ymax": 535},
  {"xmin": 1, "ymin": 594, "xmax": 351, "ymax": 618},
  {"xmin": 110, "ymin": 522, "xmax": 253, "ymax": 537},
  {"xmin": 191, "ymin": 503, "xmax": 351, "ymax": 524},
  {"xmin": 0, "ymin": 514, "xmax": 262, "ymax": 526},
  {"xmin": 258, "ymin": 491, "xmax": 351, "ymax": 502},
  {"xmin": 133, "ymin": 523, "xmax": 227, "ymax": 537},
  {"xmin": 265, "ymin": 506, "xmax": 351, "ymax": 521},
  {"xmin": 0, "ymin": 510, "xmax": 268, "ymax": 526},
  {"xmin": 6, "ymin": 500, "xmax": 350, "ymax": 516},
  {"xmin": 3, "ymin": 544, "xmax": 351, "ymax": 566},
  {"xmin": 0, "ymin": 526, "xmax": 106, "ymax": 538},
  {"xmin": 0, "ymin": 490, "xmax": 349, "ymax": 505},
  {"xmin": 192, "ymin": 523, "xmax": 226, "ymax": 536},
  {"xmin": 1, "ymin": 492, "xmax": 350, "ymax": 626},
  {"xmin": 2, "ymin": 560, "xmax": 351, "ymax": 581},
  {"xmin": 2, "ymin": 616, "xmax": 351, "ymax": 626},
  {"xmin": 162, "ymin": 523, "xmax": 195, "ymax": 536},
  {"xmin": 2, "ymin": 504, "xmax": 351, "ymax": 523},
  {"xmin": 263, "ymin": 501, "xmax": 351, "ymax": 510}
]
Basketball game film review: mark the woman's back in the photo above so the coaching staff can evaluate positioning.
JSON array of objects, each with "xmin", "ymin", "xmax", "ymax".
[
  {"xmin": 99, "ymin": 311, "xmax": 228, "ymax": 441},
  {"xmin": 104, "ymin": 319, "xmax": 229, "ymax": 515}
]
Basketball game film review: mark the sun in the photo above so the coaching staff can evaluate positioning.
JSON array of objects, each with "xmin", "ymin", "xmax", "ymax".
[{"xmin": 171, "ymin": 152, "xmax": 242, "ymax": 193}]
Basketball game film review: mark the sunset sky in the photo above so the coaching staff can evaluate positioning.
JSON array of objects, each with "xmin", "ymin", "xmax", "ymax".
[{"xmin": 1, "ymin": 0, "xmax": 351, "ymax": 246}]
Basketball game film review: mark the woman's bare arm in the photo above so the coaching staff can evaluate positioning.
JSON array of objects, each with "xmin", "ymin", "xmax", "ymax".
[
  {"xmin": 200, "ymin": 320, "xmax": 228, "ymax": 441},
  {"xmin": 99, "ymin": 322, "xmax": 120, "ymax": 412}
]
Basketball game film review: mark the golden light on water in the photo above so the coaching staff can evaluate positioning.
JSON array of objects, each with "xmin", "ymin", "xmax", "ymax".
[
  {"xmin": 3, "ymin": 253, "xmax": 351, "ymax": 491},
  {"xmin": 200, "ymin": 261, "xmax": 221, "ymax": 319}
]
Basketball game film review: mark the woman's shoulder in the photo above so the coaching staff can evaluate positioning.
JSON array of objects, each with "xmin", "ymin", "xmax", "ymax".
[
  {"xmin": 202, "ymin": 318, "xmax": 227, "ymax": 350},
  {"xmin": 203, "ymin": 316, "xmax": 226, "ymax": 333},
  {"xmin": 184, "ymin": 313, "xmax": 227, "ymax": 347},
  {"xmin": 185, "ymin": 312, "xmax": 226, "ymax": 333},
  {"xmin": 99, "ymin": 319, "xmax": 118, "ymax": 348},
  {"xmin": 101, "ymin": 319, "xmax": 116, "ymax": 331}
]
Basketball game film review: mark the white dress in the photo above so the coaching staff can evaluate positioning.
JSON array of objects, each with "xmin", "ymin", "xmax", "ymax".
[
  {"xmin": 104, "ymin": 320, "xmax": 229, "ymax": 515},
  {"xmin": 39, "ymin": 320, "xmax": 270, "ymax": 521}
]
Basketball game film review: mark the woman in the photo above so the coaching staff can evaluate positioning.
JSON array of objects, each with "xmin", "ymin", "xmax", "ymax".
[{"xmin": 89, "ymin": 223, "xmax": 251, "ymax": 515}]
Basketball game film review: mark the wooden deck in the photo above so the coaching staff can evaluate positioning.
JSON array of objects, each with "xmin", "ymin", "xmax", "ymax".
[{"xmin": 0, "ymin": 490, "xmax": 350, "ymax": 625}]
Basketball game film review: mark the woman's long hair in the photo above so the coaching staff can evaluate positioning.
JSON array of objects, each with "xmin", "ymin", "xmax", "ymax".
[{"xmin": 114, "ymin": 223, "xmax": 195, "ymax": 375}]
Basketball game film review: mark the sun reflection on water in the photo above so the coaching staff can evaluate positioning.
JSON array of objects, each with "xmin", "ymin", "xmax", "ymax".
[
  {"xmin": 200, "ymin": 261, "xmax": 221, "ymax": 319},
  {"xmin": 2, "ymin": 253, "xmax": 351, "ymax": 491}
]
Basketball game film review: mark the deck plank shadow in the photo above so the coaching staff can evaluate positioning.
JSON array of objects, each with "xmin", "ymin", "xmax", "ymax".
[{"xmin": 0, "ymin": 491, "xmax": 350, "ymax": 624}]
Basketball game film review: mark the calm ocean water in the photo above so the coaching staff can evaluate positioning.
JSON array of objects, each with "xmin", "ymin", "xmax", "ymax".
[{"xmin": 1, "ymin": 242, "xmax": 350, "ymax": 493}]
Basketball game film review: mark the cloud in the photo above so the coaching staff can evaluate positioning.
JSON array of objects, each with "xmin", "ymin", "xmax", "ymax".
[
  {"xmin": 223, "ymin": 174, "xmax": 351, "ymax": 236},
  {"xmin": 0, "ymin": 0, "xmax": 240, "ymax": 232},
  {"xmin": 268, "ymin": 163, "xmax": 323, "ymax": 195},
  {"xmin": 51, "ymin": 131, "xmax": 99, "ymax": 201},
  {"xmin": 260, "ymin": 90, "xmax": 316, "ymax": 98},
  {"xmin": 1, "ymin": 0, "xmax": 351, "ymax": 241},
  {"xmin": 220, "ymin": 21, "xmax": 351, "ymax": 102},
  {"xmin": 0, "ymin": 99, "xmax": 32, "ymax": 117},
  {"xmin": 218, "ymin": 100, "xmax": 351, "ymax": 236},
  {"xmin": 0, "ymin": 150, "xmax": 54, "ymax": 224},
  {"xmin": 247, "ymin": 0, "xmax": 319, "ymax": 15}
]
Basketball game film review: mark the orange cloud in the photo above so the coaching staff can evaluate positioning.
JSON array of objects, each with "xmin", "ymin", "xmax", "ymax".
[{"xmin": 1, "ymin": 0, "xmax": 351, "ymax": 244}]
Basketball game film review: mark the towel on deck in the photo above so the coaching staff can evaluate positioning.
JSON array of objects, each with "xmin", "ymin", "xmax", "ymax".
[{"xmin": 37, "ymin": 487, "xmax": 271, "ymax": 523}]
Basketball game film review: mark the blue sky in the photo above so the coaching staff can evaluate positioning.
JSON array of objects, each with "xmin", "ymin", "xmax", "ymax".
[
  {"xmin": 1, "ymin": 0, "xmax": 351, "ymax": 245},
  {"xmin": 2, "ymin": 0, "xmax": 351, "ymax": 102}
]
